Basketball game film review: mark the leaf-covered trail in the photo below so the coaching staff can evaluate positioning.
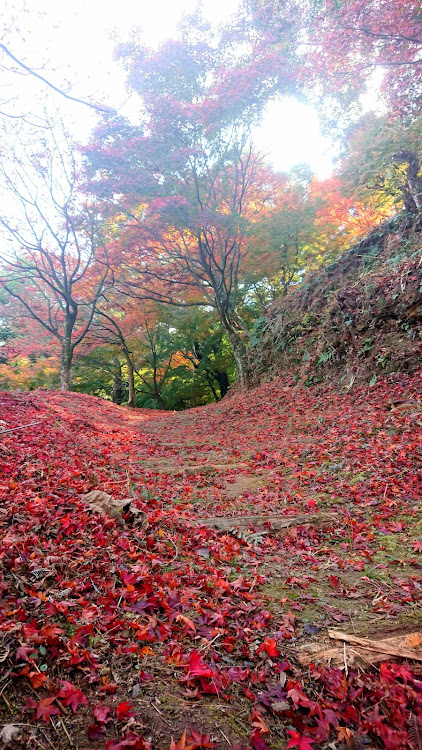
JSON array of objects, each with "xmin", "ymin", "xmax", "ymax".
[{"xmin": 0, "ymin": 374, "xmax": 421, "ymax": 749}]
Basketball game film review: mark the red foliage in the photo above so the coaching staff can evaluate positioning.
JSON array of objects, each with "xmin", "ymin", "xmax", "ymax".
[
  {"xmin": 1, "ymin": 372, "xmax": 421, "ymax": 747},
  {"xmin": 286, "ymin": 731, "xmax": 314, "ymax": 750},
  {"xmin": 249, "ymin": 0, "xmax": 422, "ymax": 119},
  {"xmin": 58, "ymin": 680, "xmax": 88, "ymax": 712}
]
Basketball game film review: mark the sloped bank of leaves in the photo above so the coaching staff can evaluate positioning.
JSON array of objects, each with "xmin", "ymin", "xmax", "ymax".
[
  {"xmin": 253, "ymin": 218, "xmax": 422, "ymax": 387},
  {"xmin": 0, "ymin": 374, "xmax": 421, "ymax": 749}
]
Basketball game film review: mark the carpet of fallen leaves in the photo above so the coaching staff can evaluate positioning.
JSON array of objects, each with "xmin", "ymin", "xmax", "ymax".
[{"xmin": 0, "ymin": 372, "xmax": 421, "ymax": 750}]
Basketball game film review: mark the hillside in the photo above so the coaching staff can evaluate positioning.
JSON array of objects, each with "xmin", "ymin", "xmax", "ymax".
[
  {"xmin": 0, "ymin": 373, "xmax": 421, "ymax": 749},
  {"xmin": 252, "ymin": 216, "xmax": 422, "ymax": 388}
]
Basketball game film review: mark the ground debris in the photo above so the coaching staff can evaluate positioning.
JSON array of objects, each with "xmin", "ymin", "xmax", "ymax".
[
  {"xmin": 194, "ymin": 512, "xmax": 335, "ymax": 531},
  {"xmin": 0, "ymin": 725, "xmax": 21, "ymax": 745},
  {"xmin": 1, "ymin": 372, "xmax": 421, "ymax": 749},
  {"xmin": 82, "ymin": 490, "xmax": 149, "ymax": 527},
  {"xmin": 298, "ymin": 628, "xmax": 422, "ymax": 668}
]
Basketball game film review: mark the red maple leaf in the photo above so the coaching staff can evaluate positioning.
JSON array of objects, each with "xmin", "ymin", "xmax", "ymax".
[
  {"xmin": 35, "ymin": 697, "xmax": 61, "ymax": 723},
  {"xmin": 185, "ymin": 728, "xmax": 216, "ymax": 748},
  {"xmin": 184, "ymin": 650, "xmax": 215, "ymax": 678},
  {"xmin": 106, "ymin": 736, "xmax": 152, "ymax": 750},
  {"xmin": 257, "ymin": 638, "xmax": 280, "ymax": 658},
  {"xmin": 15, "ymin": 645, "xmax": 36, "ymax": 662},
  {"xmin": 39, "ymin": 625, "xmax": 64, "ymax": 642},
  {"xmin": 88, "ymin": 724, "xmax": 106, "ymax": 740},
  {"xmin": 115, "ymin": 701, "xmax": 135, "ymax": 720},
  {"xmin": 29, "ymin": 671, "xmax": 48, "ymax": 689},
  {"xmin": 170, "ymin": 729, "xmax": 196, "ymax": 750},
  {"xmin": 329, "ymin": 575, "xmax": 340, "ymax": 589},
  {"xmin": 251, "ymin": 730, "xmax": 270, "ymax": 750},
  {"xmin": 411, "ymin": 539, "xmax": 422, "ymax": 553},
  {"xmin": 286, "ymin": 731, "xmax": 314, "ymax": 750},
  {"xmin": 58, "ymin": 680, "xmax": 88, "ymax": 712},
  {"xmin": 250, "ymin": 710, "xmax": 269, "ymax": 733},
  {"xmin": 93, "ymin": 702, "xmax": 112, "ymax": 723},
  {"xmin": 101, "ymin": 682, "xmax": 119, "ymax": 694},
  {"xmin": 287, "ymin": 687, "xmax": 312, "ymax": 708}
]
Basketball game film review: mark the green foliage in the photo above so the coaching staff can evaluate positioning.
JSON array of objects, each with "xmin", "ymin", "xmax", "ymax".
[
  {"xmin": 69, "ymin": 306, "xmax": 234, "ymax": 410},
  {"xmin": 339, "ymin": 114, "xmax": 422, "ymax": 213}
]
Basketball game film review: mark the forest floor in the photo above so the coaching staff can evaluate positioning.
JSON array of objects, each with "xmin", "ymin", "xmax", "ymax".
[{"xmin": 0, "ymin": 373, "xmax": 421, "ymax": 750}]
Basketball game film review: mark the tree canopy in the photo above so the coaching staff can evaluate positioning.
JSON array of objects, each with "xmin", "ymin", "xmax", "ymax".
[{"xmin": 0, "ymin": 0, "xmax": 420, "ymax": 404}]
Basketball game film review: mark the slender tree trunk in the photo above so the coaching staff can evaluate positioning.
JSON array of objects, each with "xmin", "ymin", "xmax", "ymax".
[
  {"xmin": 112, "ymin": 359, "xmax": 124, "ymax": 404},
  {"xmin": 214, "ymin": 370, "xmax": 230, "ymax": 398},
  {"xmin": 151, "ymin": 352, "xmax": 165, "ymax": 410},
  {"xmin": 124, "ymin": 351, "xmax": 136, "ymax": 408},
  {"xmin": 60, "ymin": 354, "xmax": 72, "ymax": 391},
  {"xmin": 152, "ymin": 366, "xmax": 165, "ymax": 409},
  {"xmin": 205, "ymin": 370, "xmax": 220, "ymax": 402},
  {"xmin": 401, "ymin": 185, "xmax": 418, "ymax": 215},
  {"xmin": 405, "ymin": 152, "xmax": 422, "ymax": 211},
  {"xmin": 59, "ymin": 309, "xmax": 78, "ymax": 391},
  {"xmin": 224, "ymin": 326, "xmax": 250, "ymax": 390},
  {"xmin": 213, "ymin": 299, "xmax": 250, "ymax": 389},
  {"xmin": 60, "ymin": 332, "xmax": 73, "ymax": 391},
  {"xmin": 155, "ymin": 389, "xmax": 165, "ymax": 410}
]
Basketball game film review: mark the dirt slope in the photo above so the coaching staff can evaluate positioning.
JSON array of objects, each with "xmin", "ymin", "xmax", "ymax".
[
  {"xmin": 0, "ymin": 374, "xmax": 421, "ymax": 749},
  {"xmin": 253, "ymin": 217, "xmax": 422, "ymax": 388}
]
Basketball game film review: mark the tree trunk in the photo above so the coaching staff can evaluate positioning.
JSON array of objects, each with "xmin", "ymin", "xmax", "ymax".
[
  {"xmin": 124, "ymin": 352, "xmax": 136, "ymax": 408},
  {"xmin": 205, "ymin": 370, "xmax": 220, "ymax": 402},
  {"xmin": 152, "ymin": 353, "xmax": 165, "ymax": 410},
  {"xmin": 401, "ymin": 184, "xmax": 418, "ymax": 215},
  {"xmin": 225, "ymin": 327, "xmax": 250, "ymax": 390},
  {"xmin": 214, "ymin": 369, "xmax": 230, "ymax": 398},
  {"xmin": 60, "ymin": 339, "xmax": 72, "ymax": 391},
  {"xmin": 155, "ymin": 390, "xmax": 165, "ymax": 410},
  {"xmin": 112, "ymin": 359, "xmax": 124, "ymax": 404},
  {"xmin": 60, "ymin": 357, "xmax": 72, "ymax": 391},
  {"xmin": 214, "ymin": 300, "xmax": 250, "ymax": 390},
  {"xmin": 405, "ymin": 152, "xmax": 422, "ymax": 211},
  {"xmin": 394, "ymin": 150, "xmax": 422, "ymax": 214}
]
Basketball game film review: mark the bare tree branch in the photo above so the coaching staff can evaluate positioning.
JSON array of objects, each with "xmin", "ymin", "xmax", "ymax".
[{"xmin": 0, "ymin": 43, "xmax": 115, "ymax": 114}]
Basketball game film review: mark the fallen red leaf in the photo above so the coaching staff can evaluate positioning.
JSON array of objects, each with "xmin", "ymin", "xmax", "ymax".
[
  {"xmin": 93, "ymin": 702, "xmax": 112, "ymax": 724},
  {"xmin": 286, "ymin": 730, "xmax": 314, "ymax": 750},
  {"xmin": 58, "ymin": 680, "xmax": 88, "ymax": 712},
  {"xmin": 28, "ymin": 671, "xmax": 48, "ymax": 689}
]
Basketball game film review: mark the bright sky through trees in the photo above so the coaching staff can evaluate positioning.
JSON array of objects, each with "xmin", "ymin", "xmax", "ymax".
[{"xmin": 1, "ymin": 0, "xmax": 335, "ymax": 176}]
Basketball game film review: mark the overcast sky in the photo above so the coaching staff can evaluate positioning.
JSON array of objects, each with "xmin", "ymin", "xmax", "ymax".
[{"xmin": 0, "ymin": 0, "xmax": 335, "ymax": 177}]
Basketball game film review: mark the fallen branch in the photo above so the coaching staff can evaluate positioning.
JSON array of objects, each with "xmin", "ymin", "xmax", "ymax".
[
  {"xmin": 0, "ymin": 421, "xmax": 43, "ymax": 434},
  {"xmin": 195, "ymin": 512, "xmax": 335, "ymax": 531},
  {"xmin": 328, "ymin": 629, "xmax": 422, "ymax": 662}
]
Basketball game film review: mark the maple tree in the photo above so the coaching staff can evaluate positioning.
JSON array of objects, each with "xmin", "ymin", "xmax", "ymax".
[
  {"xmin": 96, "ymin": 305, "xmax": 178, "ymax": 410},
  {"xmin": 84, "ymin": 33, "xmax": 277, "ymax": 389},
  {"xmin": 88, "ymin": 303, "xmax": 140, "ymax": 407},
  {"xmin": 82, "ymin": 304, "xmax": 192, "ymax": 409},
  {"xmin": 244, "ymin": 164, "xmax": 393, "ymax": 310},
  {"xmin": 170, "ymin": 309, "xmax": 233, "ymax": 402},
  {"xmin": 247, "ymin": 169, "xmax": 321, "ymax": 300},
  {"xmin": 245, "ymin": 0, "xmax": 422, "ymax": 122},
  {"xmin": 0, "ymin": 122, "xmax": 110, "ymax": 390},
  {"xmin": 301, "ymin": 0, "xmax": 422, "ymax": 120}
]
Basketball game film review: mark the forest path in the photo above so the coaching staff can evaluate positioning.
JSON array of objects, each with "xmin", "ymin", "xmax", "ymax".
[{"xmin": 0, "ymin": 375, "xmax": 421, "ymax": 749}]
